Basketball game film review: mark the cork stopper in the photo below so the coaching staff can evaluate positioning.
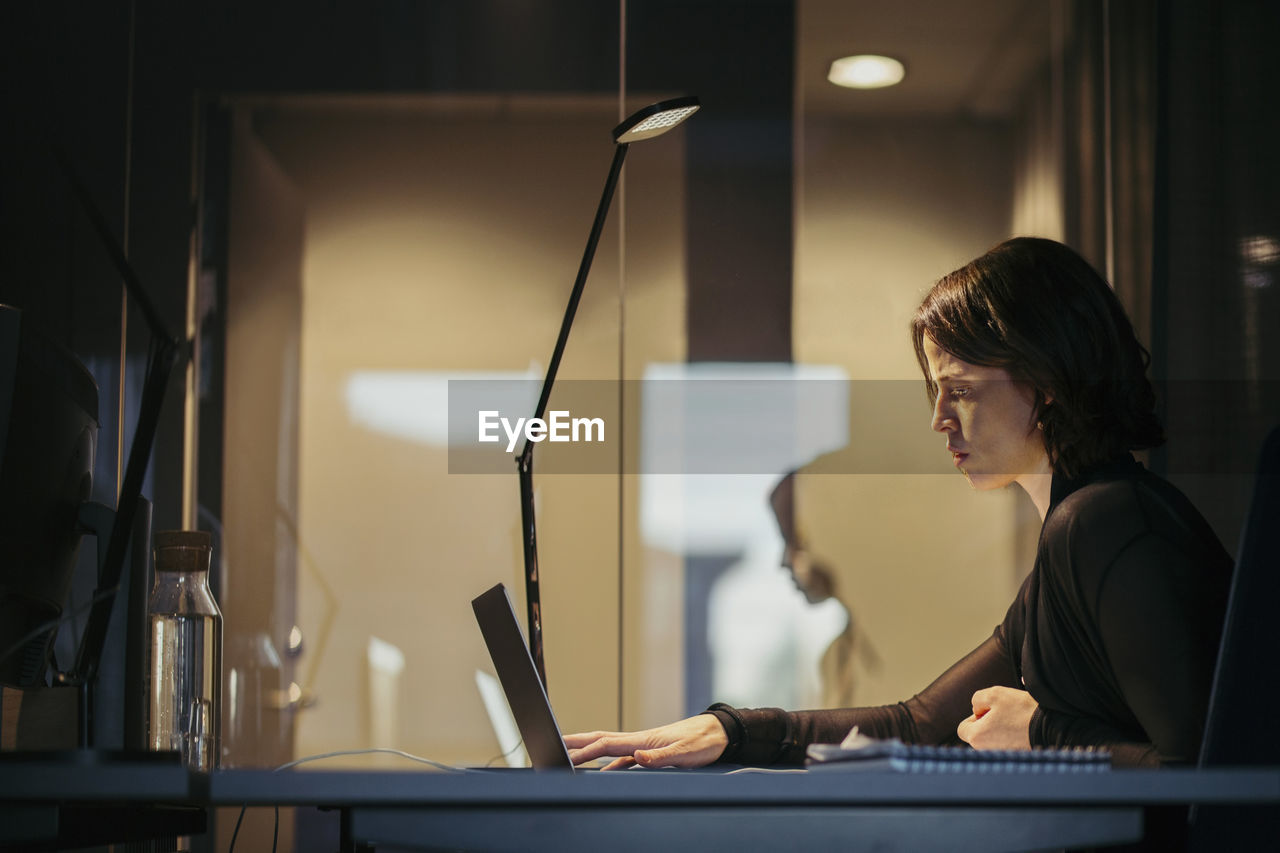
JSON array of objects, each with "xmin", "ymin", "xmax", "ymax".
[{"xmin": 153, "ymin": 530, "xmax": 213, "ymax": 572}]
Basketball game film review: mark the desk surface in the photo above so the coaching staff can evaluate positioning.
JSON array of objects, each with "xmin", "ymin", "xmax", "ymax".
[
  {"xmin": 204, "ymin": 765, "xmax": 1280, "ymax": 808},
  {"xmin": 2, "ymin": 759, "xmax": 1278, "ymax": 807},
  {"xmin": 0, "ymin": 752, "xmax": 198, "ymax": 802},
  {"xmin": 4, "ymin": 760, "xmax": 1278, "ymax": 852},
  {"xmin": 2, "ymin": 758, "xmax": 1280, "ymax": 804}
]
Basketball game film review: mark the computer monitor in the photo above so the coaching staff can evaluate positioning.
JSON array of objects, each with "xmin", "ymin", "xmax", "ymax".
[{"xmin": 0, "ymin": 304, "xmax": 99, "ymax": 687}]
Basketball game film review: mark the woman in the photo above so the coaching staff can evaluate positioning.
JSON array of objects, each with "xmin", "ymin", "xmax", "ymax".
[{"xmin": 565, "ymin": 237, "xmax": 1233, "ymax": 769}]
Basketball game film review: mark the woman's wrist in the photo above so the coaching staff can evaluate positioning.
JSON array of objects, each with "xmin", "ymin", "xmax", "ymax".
[
  {"xmin": 1027, "ymin": 703, "xmax": 1046, "ymax": 747},
  {"xmin": 703, "ymin": 703, "xmax": 744, "ymax": 763}
]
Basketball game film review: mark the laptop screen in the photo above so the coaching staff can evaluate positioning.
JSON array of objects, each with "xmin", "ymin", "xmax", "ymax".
[{"xmin": 471, "ymin": 583, "xmax": 575, "ymax": 771}]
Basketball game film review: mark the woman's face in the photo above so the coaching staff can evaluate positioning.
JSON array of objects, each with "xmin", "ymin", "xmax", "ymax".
[
  {"xmin": 922, "ymin": 336, "xmax": 1051, "ymax": 491},
  {"xmin": 780, "ymin": 543, "xmax": 835, "ymax": 605}
]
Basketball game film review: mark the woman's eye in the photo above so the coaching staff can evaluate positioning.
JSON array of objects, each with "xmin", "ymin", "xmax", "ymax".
[{"xmin": 949, "ymin": 387, "xmax": 971, "ymax": 398}]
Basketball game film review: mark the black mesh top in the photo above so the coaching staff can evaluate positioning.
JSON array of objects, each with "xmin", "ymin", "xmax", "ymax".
[{"xmin": 708, "ymin": 455, "xmax": 1234, "ymax": 768}]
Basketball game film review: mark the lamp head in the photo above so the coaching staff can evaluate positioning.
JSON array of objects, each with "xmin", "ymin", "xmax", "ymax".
[{"xmin": 612, "ymin": 95, "xmax": 700, "ymax": 144}]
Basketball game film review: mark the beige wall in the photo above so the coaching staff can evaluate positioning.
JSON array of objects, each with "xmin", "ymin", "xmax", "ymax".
[{"xmin": 222, "ymin": 113, "xmax": 303, "ymax": 772}]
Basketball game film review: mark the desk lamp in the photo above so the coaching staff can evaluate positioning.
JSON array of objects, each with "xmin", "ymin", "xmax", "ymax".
[{"xmin": 518, "ymin": 96, "xmax": 699, "ymax": 691}]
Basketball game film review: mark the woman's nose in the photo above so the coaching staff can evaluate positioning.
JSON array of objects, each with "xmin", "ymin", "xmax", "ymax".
[{"xmin": 932, "ymin": 397, "xmax": 954, "ymax": 432}]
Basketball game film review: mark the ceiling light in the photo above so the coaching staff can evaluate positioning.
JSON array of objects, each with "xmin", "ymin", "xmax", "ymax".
[{"xmin": 828, "ymin": 55, "xmax": 906, "ymax": 89}]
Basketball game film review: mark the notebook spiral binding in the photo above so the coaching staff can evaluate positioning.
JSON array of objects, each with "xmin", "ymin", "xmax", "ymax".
[{"xmin": 805, "ymin": 740, "xmax": 1112, "ymax": 773}]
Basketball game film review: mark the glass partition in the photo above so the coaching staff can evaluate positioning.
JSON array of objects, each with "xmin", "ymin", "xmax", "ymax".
[{"xmin": 203, "ymin": 0, "xmax": 1116, "ymax": 776}]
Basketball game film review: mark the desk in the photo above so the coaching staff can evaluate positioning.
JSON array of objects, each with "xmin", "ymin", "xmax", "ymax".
[
  {"xmin": 0, "ymin": 752, "xmax": 205, "ymax": 849},
  {"xmin": 2, "ymin": 759, "xmax": 1277, "ymax": 852},
  {"xmin": 210, "ymin": 766, "xmax": 1280, "ymax": 852}
]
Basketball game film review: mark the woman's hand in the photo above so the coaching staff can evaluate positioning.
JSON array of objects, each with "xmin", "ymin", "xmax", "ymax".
[
  {"xmin": 563, "ymin": 714, "xmax": 729, "ymax": 770},
  {"xmin": 956, "ymin": 686, "xmax": 1038, "ymax": 750}
]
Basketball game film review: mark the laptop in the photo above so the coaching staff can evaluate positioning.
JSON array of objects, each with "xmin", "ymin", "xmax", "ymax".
[
  {"xmin": 471, "ymin": 583, "xmax": 739, "ymax": 776},
  {"xmin": 471, "ymin": 582, "xmax": 576, "ymax": 771}
]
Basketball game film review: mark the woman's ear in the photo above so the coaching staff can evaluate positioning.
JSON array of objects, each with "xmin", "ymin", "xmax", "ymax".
[{"xmin": 1033, "ymin": 391, "xmax": 1052, "ymax": 431}]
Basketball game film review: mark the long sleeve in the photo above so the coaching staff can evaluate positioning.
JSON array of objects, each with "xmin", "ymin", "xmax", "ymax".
[
  {"xmin": 1029, "ymin": 531, "xmax": 1228, "ymax": 766},
  {"xmin": 1030, "ymin": 707, "xmax": 1157, "ymax": 766},
  {"xmin": 711, "ymin": 632, "xmax": 1021, "ymax": 765}
]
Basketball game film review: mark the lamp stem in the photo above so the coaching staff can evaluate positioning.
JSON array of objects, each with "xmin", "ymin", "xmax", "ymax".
[
  {"xmin": 529, "ymin": 141, "xmax": 630, "ymax": 427},
  {"xmin": 518, "ymin": 140, "xmax": 631, "ymax": 692}
]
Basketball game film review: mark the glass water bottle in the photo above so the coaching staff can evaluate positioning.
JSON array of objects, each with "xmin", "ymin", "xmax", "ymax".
[{"xmin": 147, "ymin": 530, "xmax": 222, "ymax": 771}]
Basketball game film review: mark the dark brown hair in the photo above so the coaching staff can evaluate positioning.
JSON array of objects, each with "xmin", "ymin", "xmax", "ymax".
[{"xmin": 911, "ymin": 237, "xmax": 1164, "ymax": 479}]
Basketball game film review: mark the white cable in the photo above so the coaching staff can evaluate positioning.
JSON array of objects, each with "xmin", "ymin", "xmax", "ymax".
[{"xmin": 272, "ymin": 747, "xmax": 462, "ymax": 773}]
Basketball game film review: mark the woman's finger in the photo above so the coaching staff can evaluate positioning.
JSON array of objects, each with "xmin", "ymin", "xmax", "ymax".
[
  {"xmin": 970, "ymin": 687, "xmax": 996, "ymax": 715},
  {"xmin": 601, "ymin": 755, "xmax": 637, "ymax": 771},
  {"xmin": 563, "ymin": 730, "xmax": 616, "ymax": 749},
  {"xmin": 568, "ymin": 731, "xmax": 668, "ymax": 765}
]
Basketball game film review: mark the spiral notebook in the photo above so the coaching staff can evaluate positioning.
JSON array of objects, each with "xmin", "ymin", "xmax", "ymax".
[{"xmin": 805, "ymin": 727, "xmax": 1111, "ymax": 773}]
